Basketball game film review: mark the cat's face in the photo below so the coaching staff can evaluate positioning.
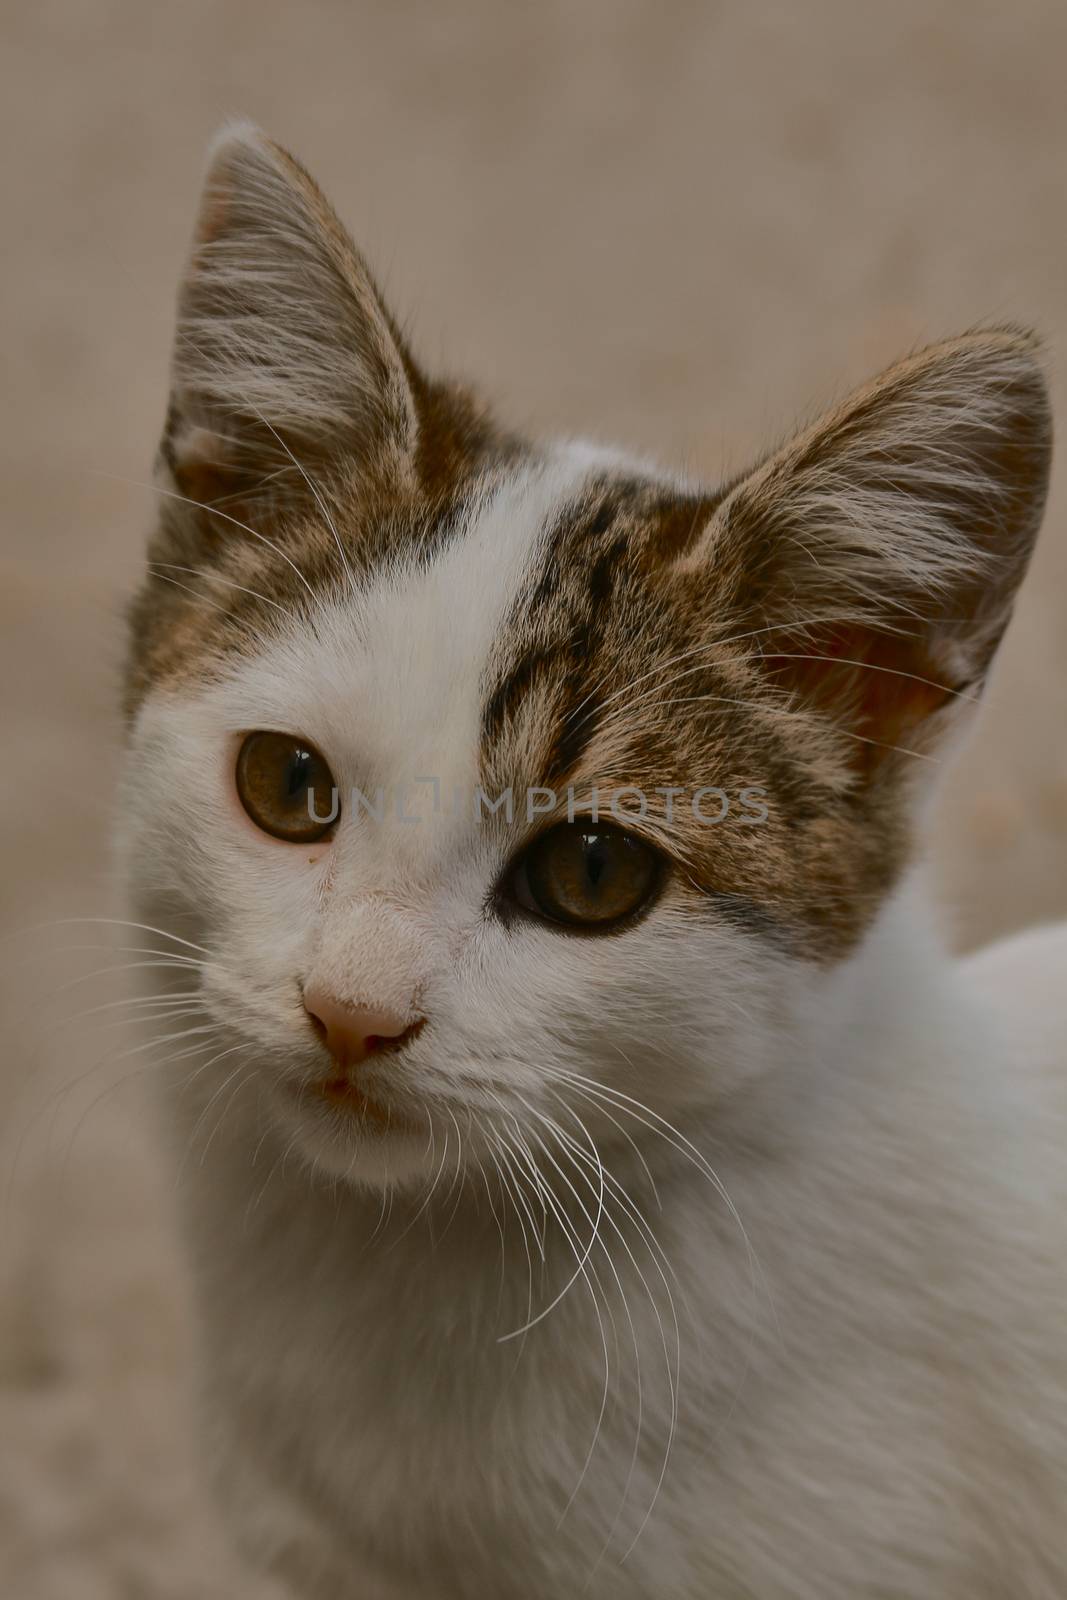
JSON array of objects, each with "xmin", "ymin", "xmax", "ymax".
[
  {"xmin": 121, "ymin": 126, "xmax": 1050, "ymax": 1191},
  {"xmin": 124, "ymin": 451, "xmax": 797, "ymax": 1187}
]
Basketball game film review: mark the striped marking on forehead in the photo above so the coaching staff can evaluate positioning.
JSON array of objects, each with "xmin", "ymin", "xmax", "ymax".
[
  {"xmin": 480, "ymin": 470, "xmax": 719, "ymax": 783},
  {"xmin": 336, "ymin": 450, "xmax": 654, "ymax": 795},
  {"xmin": 362, "ymin": 451, "xmax": 615, "ymax": 723}
]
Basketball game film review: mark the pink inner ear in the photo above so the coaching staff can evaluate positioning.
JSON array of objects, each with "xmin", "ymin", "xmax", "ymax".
[
  {"xmin": 170, "ymin": 424, "xmax": 243, "ymax": 508},
  {"xmin": 763, "ymin": 626, "xmax": 955, "ymax": 775}
]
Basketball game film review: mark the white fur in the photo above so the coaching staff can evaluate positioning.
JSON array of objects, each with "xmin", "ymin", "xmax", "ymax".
[{"xmin": 121, "ymin": 446, "xmax": 1067, "ymax": 1599}]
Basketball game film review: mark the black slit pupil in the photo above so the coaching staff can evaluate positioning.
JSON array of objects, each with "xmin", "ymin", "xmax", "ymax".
[
  {"xmin": 583, "ymin": 837, "xmax": 608, "ymax": 888},
  {"xmin": 510, "ymin": 820, "xmax": 659, "ymax": 929},
  {"xmin": 286, "ymin": 751, "xmax": 312, "ymax": 800}
]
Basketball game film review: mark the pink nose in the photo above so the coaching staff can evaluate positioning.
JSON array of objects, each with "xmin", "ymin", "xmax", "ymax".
[{"xmin": 302, "ymin": 989, "xmax": 423, "ymax": 1070}]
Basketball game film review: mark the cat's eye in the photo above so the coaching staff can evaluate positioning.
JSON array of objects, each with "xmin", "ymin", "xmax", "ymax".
[
  {"xmin": 508, "ymin": 822, "xmax": 661, "ymax": 929},
  {"xmin": 235, "ymin": 731, "xmax": 338, "ymax": 844}
]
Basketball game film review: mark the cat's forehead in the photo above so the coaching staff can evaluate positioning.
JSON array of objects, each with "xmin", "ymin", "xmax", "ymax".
[
  {"xmin": 218, "ymin": 450, "xmax": 615, "ymax": 770},
  {"xmin": 203, "ymin": 445, "xmax": 710, "ymax": 780}
]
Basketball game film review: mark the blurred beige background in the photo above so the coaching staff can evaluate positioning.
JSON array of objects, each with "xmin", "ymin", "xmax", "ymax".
[{"xmin": 1, "ymin": 2, "xmax": 1066, "ymax": 1593}]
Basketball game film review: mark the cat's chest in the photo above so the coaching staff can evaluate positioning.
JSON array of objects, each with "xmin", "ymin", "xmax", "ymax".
[{"xmin": 201, "ymin": 1180, "xmax": 697, "ymax": 1590}]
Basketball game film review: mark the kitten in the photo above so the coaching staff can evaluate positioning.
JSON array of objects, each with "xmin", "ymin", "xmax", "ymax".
[{"xmin": 120, "ymin": 124, "xmax": 1067, "ymax": 1599}]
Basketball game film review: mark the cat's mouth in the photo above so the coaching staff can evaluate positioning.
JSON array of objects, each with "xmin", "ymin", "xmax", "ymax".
[{"xmin": 306, "ymin": 1076, "xmax": 424, "ymax": 1136}]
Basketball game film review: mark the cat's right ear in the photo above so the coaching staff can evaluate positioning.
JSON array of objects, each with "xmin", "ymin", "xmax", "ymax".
[{"xmin": 158, "ymin": 122, "xmax": 418, "ymax": 519}]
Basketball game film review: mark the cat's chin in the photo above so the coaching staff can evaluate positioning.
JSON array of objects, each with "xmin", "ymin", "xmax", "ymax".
[{"xmin": 269, "ymin": 1080, "xmax": 441, "ymax": 1191}]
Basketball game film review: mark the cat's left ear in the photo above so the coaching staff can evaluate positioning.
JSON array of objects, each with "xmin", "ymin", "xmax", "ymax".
[
  {"xmin": 678, "ymin": 329, "xmax": 1052, "ymax": 773},
  {"xmin": 159, "ymin": 122, "xmax": 418, "ymax": 515}
]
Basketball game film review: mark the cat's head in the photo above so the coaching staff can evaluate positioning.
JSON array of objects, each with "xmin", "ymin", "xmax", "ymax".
[{"xmin": 122, "ymin": 125, "xmax": 1051, "ymax": 1189}]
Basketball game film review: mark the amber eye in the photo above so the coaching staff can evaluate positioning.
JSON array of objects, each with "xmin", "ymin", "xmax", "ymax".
[
  {"xmin": 235, "ymin": 732, "xmax": 338, "ymax": 843},
  {"xmin": 509, "ymin": 822, "xmax": 661, "ymax": 929}
]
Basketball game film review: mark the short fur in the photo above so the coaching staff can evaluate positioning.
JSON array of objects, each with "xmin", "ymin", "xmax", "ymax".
[{"xmin": 119, "ymin": 125, "xmax": 1067, "ymax": 1598}]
